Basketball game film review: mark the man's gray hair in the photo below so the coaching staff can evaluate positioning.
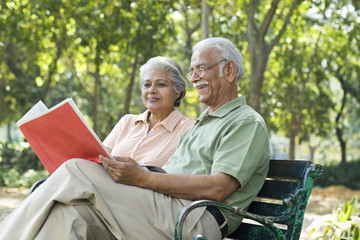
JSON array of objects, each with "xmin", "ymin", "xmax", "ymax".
[
  {"xmin": 192, "ymin": 37, "xmax": 245, "ymax": 84},
  {"xmin": 139, "ymin": 56, "xmax": 186, "ymax": 107}
]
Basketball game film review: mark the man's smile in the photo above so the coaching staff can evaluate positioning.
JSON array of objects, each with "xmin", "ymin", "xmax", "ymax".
[{"xmin": 193, "ymin": 80, "xmax": 209, "ymax": 90}]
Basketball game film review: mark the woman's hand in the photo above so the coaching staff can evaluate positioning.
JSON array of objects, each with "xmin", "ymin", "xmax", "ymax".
[{"xmin": 100, "ymin": 155, "xmax": 149, "ymax": 186}]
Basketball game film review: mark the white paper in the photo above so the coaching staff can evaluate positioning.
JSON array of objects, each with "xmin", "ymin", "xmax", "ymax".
[{"xmin": 16, "ymin": 101, "xmax": 48, "ymax": 126}]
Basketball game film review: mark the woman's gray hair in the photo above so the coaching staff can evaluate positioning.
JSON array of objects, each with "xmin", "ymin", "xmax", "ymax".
[
  {"xmin": 139, "ymin": 56, "xmax": 186, "ymax": 107},
  {"xmin": 192, "ymin": 37, "xmax": 244, "ymax": 85}
]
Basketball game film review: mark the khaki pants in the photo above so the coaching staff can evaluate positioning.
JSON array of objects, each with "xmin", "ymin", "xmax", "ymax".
[{"xmin": 0, "ymin": 159, "xmax": 222, "ymax": 240}]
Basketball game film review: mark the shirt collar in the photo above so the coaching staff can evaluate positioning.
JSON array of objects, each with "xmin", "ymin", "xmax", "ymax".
[
  {"xmin": 135, "ymin": 109, "xmax": 183, "ymax": 132},
  {"xmin": 135, "ymin": 110, "xmax": 150, "ymax": 123},
  {"xmin": 197, "ymin": 96, "xmax": 246, "ymax": 122}
]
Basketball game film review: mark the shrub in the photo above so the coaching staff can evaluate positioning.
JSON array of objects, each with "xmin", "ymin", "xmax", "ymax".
[
  {"xmin": 0, "ymin": 140, "xmax": 44, "ymax": 171},
  {"xmin": 315, "ymin": 160, "xmax": 360, "ymax": 190},
  {"xmin": 0, "ymin": 140, "xmax": 47, "ymax": 187},
  {"xmin": 306, "ymin": 196, "xmax": 360, "ymax": 240},
  {"xmin": 0, "ymin": 168, "xmax": 48, "ymax": 188}
]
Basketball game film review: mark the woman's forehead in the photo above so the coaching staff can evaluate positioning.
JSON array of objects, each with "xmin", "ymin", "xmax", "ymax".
[{"xmin": 142, "ymin": 69, "xmax": 172, "ymax": 82}]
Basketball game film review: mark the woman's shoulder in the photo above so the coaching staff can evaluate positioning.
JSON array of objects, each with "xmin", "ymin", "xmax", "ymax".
[
  {"xmin": 181, "ymin": 116, "xmax": 196, "ymax": 125},
  {"xmin": 117, "ymin": 112, "xmax": 147, "ymax": 126},
  {"xmin": 176, "ymin": 111, "xmax": 195, "ymax": 128}
]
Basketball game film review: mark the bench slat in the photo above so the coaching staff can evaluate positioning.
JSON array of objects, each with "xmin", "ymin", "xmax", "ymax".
[
  {"xmin": 257, "ymin": 180, "xmax": 300, "ymax": 199},
  {"xmin": 267, "ymin": 160, "xmax": 308, "ymax": 178},
  {"xmin": 227, "ymin": 222, "xmax": 286, "ymax": 239},
  {"xmin": 247, "ymin": 201, "xmax": 284, "ymax": 219}
]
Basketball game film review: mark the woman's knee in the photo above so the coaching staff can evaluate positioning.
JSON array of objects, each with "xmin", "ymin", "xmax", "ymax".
[{"xmin": 61, "ymin": 158, "xmax": 98, "ymax": 170}]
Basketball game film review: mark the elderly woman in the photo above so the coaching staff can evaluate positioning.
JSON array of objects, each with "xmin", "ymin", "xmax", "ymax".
[
  {"xmin": 104, "ymin": 56, "xmax": 194, "ymax": 168},
  {"xmin": 0, "ymin": 56, "xmax": 194, "ymax": 239}
]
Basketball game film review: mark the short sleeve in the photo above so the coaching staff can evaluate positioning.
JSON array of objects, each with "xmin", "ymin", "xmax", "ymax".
[
  {"xmin": 103, "ymin": 115, "xmax": 129, "ymax": 150},
  {"xmin": 212, "ymin": 120, "xmax": 271, "ymax": 187}
]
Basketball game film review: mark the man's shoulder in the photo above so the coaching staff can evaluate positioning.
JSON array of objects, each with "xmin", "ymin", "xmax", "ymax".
[
  {"xmin": 225, "ymin": 103, "xmax": 268, "ymax": 135},
  {"xmin": 225, "ymin": 102, "xmax": 262, "ymax": 122}
]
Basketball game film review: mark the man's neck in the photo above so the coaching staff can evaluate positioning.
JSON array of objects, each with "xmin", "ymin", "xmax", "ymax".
[{"xmin": 208, "ymin": 93, "xmax": 238, "ymax": 113}]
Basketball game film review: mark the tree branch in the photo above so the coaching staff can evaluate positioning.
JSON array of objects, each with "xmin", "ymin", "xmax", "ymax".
[
  {"xmin": 305, "ymin": 33, "xmax": 321, "ymax": 81},
  {"xmin": 259, "ymin": 0, "xmax": 280, "ymax": 38},
  {"xmin": 269, "ymin": 0, "xmax": 301, "ymax": 50},
  {"xmin": 245, "ymin": 0, "xmax": 259, "ymax": 37}
]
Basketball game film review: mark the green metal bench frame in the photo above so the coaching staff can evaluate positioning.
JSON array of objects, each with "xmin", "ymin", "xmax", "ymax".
[{"xmin": 174, "ymin": 159, "xmax": 323, "ymax": 240}]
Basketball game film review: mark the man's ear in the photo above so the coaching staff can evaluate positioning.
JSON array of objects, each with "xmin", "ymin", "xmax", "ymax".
[{"xmin": 225, "ymin": 60, "xmax": 237, "ymax": 83}]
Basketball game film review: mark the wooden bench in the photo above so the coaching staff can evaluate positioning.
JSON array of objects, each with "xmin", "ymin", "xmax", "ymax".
[{"xmin": 174, "ymin": 159, "xmax": 323, "ymax": 240}]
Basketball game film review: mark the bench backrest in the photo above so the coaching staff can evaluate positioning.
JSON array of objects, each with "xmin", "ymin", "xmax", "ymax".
[{"xmin": 227, "ymin": 159, "xmax": 322, "ymax": 240}]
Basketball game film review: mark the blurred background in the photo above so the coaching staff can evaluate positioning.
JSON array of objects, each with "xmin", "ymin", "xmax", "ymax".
[{"xmin": 0, "ymin": 0, "xmax": 359, "ymax": 190}]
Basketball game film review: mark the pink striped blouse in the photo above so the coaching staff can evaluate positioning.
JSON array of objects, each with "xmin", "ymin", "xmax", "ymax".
[{"xmin": 103, "ymin": 109, "xmax": 195, "ymax": 168}]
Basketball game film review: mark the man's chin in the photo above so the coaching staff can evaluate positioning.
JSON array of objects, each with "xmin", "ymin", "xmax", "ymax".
[{"xmin": 199, "ymin": 96, "xmax": 209, "ymax": 105}]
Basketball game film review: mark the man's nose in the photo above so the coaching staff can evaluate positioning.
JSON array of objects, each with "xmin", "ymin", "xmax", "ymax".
[{"xmin": 188, "ymin": 72, "xmax": 200, "ymax": 83}]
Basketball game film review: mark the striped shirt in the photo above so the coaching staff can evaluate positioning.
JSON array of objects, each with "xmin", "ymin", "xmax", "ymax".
[{"xmin": 103, "ymin": 109, "xmax": 195, "ymax": 167}]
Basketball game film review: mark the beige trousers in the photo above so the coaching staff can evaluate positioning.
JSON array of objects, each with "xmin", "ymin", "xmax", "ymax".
[{"xmin": 0, "ymin": 159, "xmax": 222, "ymax": 240}]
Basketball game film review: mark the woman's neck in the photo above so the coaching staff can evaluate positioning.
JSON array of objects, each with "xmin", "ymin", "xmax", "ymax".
[{"xmin": 147, "ymin": 109, "xmax": 174, "ymax": 130}]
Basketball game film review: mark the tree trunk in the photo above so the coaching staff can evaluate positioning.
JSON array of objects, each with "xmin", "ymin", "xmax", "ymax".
[
  {"xmin": 124, "ymin": 53, "xmax": 139, "ymax": 114},
  {"xmin": 288, "ymin": 118, "xmax": 296, "ymax": 160},
  {"xmin": 40, "ymin": 45, "xmax": 62, "ymax": 102},
  {"xmin": 245, "ymin": 0, "xmax": 301, "ymax": 112},
  {"xmin": 248, "ymin": 52, "xmax": 268, "ymax": 112},
  {"xmin": 0, "ymin": 76, "xmax": 3, "ymax": 124},
  {"xmin": 93, "ymin": 44, "xmax": 102, "ymax": 133},
  {"xmin": 336, "ymin": 73, "xmax": 348, "ymax": 164},
  {"xmin": 309, "ymin": 145, "xmax": 316, "ymax": 162},
  {"xmin": 181, "ymin": 3, "xmax": 200, "ymax": 60},
  {"xmin": 7, "ymin": 124, "xmax": 12, "ymax": 142},
  {"xmin": 287, "ymin": 88, "xmax": 298, "ymax": 160},
  {"xmin": 200, "ymin": 0, "xmax": 210, "ymax": 113},
  {"xmin": 201, "ymin": 0, "xmax": 210, "ymax": 39},
  {"xmin": 245, "ymin": 1, "xmax": 271, "ymax": 112},
  {"xmin": 41, "ymin": 27, "xmax": 63, "ymax": 102},
  {"xmin": 336, "ymin": 127, "xmax": 347, "ymax": 164}
]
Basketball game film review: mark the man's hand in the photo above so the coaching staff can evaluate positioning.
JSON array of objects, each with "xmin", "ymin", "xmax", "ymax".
[
  {"xmin": 100, "ymin": 155, "xmax": 239, "ymax": 201},
  {"xmin": 100, "ymin": 155, "xmax": 149, "ymax": 186}
]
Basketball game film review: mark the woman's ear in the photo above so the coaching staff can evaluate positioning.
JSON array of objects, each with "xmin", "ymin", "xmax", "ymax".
[
  {"xmin": 174, "ymin": 91, "xmax": 184, "ymax": 107},
  {"xmin": 225, "ymin": 60, "xmax": 237, "ymax": 83}
]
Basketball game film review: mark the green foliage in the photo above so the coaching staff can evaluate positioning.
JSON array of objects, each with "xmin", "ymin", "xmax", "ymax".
[
  {"xmin": 0, "ymin": 141, "xmax": 44, "ymax": 173},
  {"xmin": 0, "ymin": 141, "xmax": 49, "ymax": 187},
  {"xmin": 306, "ymin": 196, "xmax": 360, "ymax": 240},
  {"xmin": 314, "ymin": 160, "xmax": 360, "ymax": 190},
  {"xmin": 0, "ymin": 168, "xmax": 48, "ymax": 188},
  {"xmin": 0, "ymin": 0, "xmax": 359, "ymax": 164}
]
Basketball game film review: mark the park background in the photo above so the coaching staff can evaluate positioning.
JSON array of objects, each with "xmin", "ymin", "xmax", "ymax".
[{"xmin": 0, "ymin": 0, "xmax": 359, "ymax": 239}]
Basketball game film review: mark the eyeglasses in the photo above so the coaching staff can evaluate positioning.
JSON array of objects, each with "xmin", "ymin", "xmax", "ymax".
[{"xmin": 186, "ymin": 58, "xmax": 227, "ymax": 80}]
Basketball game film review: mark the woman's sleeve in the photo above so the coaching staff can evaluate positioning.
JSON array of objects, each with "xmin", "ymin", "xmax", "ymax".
[{"xmin": 103, "ymin": 115, "xmax": 128, "ymax": 150}]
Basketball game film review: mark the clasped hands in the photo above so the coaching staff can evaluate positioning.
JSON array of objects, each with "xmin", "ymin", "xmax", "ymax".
[{"xmin": 100, "ymin": 155, "xmax": 150, "ymax": 186}]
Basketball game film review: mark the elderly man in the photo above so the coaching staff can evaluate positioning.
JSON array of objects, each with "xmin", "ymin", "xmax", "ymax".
[{"xmin": 0, "ymin": 37, "xmax": 270, "ymax": 240}]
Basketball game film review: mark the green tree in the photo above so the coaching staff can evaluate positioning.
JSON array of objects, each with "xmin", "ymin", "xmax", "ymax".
[
  {"xmin": 314, "ymin": 0, "xmax": 360, "ymax": 163},
  {"xmin": 244, "ymin": 0, "xmax": 305, "ymax": 112}
]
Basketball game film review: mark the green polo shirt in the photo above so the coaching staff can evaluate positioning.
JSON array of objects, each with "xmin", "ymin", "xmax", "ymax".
[{"xmin": 163, "ymin": 96, "xmax": 271, "ymax": 233}]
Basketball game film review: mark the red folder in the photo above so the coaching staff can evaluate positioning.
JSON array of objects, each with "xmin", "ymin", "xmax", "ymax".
[{"xmin": 17, "ymin": 98, "xmax": 111, "ymax": 174}]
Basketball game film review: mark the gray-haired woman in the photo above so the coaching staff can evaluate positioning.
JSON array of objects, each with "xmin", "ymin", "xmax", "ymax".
[{"xmin": 103, "ymin": 56, "xmax": 195, "ymax": 168}]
